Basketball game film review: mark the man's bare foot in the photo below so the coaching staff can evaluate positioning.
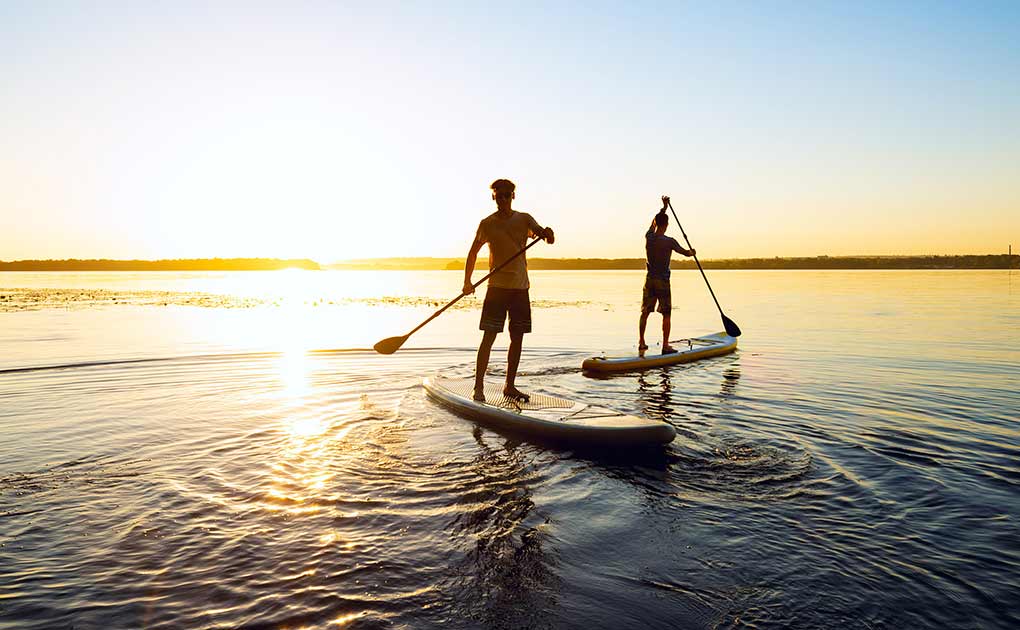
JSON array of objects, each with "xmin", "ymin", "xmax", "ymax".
[
  {"xmin": 472, "ymin": 386, "xmax": 486, "ymax": 402},
  {"xmin": 661, "ymin": 345, "xmax": 679, "ymax": 355},
  {"xmin": 502, "ymin": 385, "xmax": 530, "ymax": 402},
  {"xmin": 638, "ymin": 342, "xmax": 648, "ymax": 351}
]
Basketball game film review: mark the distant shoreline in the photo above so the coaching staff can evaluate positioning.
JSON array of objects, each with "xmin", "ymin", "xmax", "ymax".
[
  {"xmin": 2, "ymin": 255, "xmax": 1016, "ymax": 271},
  {"xmin": 329, "ymin": 254, "xmax": 1019, "ymax": 271},
  {"xmin": 0, "ymin": 258, "xmax": 320, "ymax": 271}
]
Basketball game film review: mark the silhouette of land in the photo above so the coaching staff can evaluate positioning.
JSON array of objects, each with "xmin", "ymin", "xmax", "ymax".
[
  {"xmin": 326, "ymin": 257, "xmax": 457, "ymax": 270},
  {"xmin": 4, "ymin": 255, "xmax": 1015, "ymax": 272},
  {"xmin": 0, "ymin": 258, "xmax": 320, "ymax": 271},
  {"xmin": 330, "ymin": 254, "xmax": 1018, "ymax": 271}
]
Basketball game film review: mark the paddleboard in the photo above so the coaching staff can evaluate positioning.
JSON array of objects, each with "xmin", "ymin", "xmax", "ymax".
[
  {"xmin": 582, "ymin": 332, "xmax": 737, "ymax": 373},
  {"xmin": 423, "ymin": 375, "xmax": 676, "ymax": 446}
]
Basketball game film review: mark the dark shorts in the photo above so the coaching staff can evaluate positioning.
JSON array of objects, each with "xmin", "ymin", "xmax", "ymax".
[
  {"xmin": 642, "ymin": 277, "xmax": 671, "ymax": 314},
  {"xmin": 480, "ymin": 287, "xmax": 531, "ymax": 334}
]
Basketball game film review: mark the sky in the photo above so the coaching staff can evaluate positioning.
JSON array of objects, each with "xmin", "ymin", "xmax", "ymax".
[{"xmin": 2, "ymin": 1, "xmax": 1018, "ymax": 262}]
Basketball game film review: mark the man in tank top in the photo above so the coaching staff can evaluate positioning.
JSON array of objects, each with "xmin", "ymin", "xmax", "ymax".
[
  {"xmin": 640, "ymin": 195, "xmax": 696, "ymax": 354},
  {"xmin": 463, "ymin": 179, "xmax": 555, "ymax": 402}
]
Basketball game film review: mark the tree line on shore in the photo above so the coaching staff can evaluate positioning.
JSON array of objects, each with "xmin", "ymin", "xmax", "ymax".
[
  {"xmin": 332, "ymin": 254, "xmax": 1018, "ymax": 271},
  {"xmin": 3, "ymin": 255, "xmax": 1016, "ymax": 271},
  {"xmin": 0, "ymin": 258, "xmax": 320, "ymax": 271},
  {"xmin": 514, "ymin": 254, "xmax": 1019, "ymax": 270}
]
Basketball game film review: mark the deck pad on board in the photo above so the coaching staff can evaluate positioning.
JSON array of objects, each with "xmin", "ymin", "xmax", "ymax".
[{"xmin": 439, "ymin": 379, "xmax": 573, "ymax": 411}]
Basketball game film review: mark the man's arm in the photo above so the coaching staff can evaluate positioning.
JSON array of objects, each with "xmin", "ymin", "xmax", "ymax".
[
  {"xmin": 672, "ymin": 239, "xmax": 695, "ymax": 257},
  {"xmin": 463, "ymin": 237, "xmax": 485, "ymax": 295},
  {"xmin": 525, "ymin": 213, "xmax": 555, "ymax": 244},
  {"xmin": 650, "ymin": 195, "xmax": 669, "ymax": 235}
]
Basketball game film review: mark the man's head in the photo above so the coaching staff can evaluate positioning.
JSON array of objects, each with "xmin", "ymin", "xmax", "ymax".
[
  {"xmin": 491, "ymin": 179, "xmax": 515, "ymax": 212},
  {"xmin": 654, "ymin": 211, "xmax": 668, "ymax": 233}
]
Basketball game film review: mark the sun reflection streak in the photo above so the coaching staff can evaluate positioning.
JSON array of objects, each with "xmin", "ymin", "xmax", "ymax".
[
  {"xmin": 330, "ymin": 612, "xmax": 369, "ymax": 626},
  {"xmin": 267, "ymin": 412, "xmax": 356, "ymax": 515},
  {"xmin": 279, "ymin": 349, "xmax": 313, "ymax": 400},
  {"xmin": 264, "ymin": 353, "xmax": 367, "ymax": 519},
  {"xmin": 264, "ymin": 430, "xmax": 335, "ymax": 516}
]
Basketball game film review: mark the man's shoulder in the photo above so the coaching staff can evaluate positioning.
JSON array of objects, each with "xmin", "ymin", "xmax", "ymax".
[{"xmin": 477, "ymin": 212, "xmax": 500, "ymax": 231}]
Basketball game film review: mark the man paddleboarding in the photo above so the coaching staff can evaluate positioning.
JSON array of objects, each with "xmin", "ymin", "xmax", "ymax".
[
  {"xmin": 639, "ymin": 195, "xmax": 696, "ymax": 355},
  {"xmin": 463, "ymin": 179, "xmax": 555, "ymax": 402}
]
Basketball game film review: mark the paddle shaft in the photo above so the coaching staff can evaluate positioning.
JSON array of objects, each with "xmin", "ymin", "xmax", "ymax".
[
  {"xmin": 666, "ymin": 200, "xmax": 727, "ymax": 318},
  {"xmin": 402, "ymin": 236, "xmax": 543, "ymax": 339}
]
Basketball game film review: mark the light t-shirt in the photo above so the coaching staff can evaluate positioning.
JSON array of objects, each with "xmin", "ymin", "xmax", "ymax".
[{"xmin": 476, "ymin": 211, "xmax": 543, "ymax": 289}]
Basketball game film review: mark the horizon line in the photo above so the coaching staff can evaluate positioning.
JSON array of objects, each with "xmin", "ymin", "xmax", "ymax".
[{"xmin": 3, "ymin": 252, "xmax": 1018, "ymax": 265}]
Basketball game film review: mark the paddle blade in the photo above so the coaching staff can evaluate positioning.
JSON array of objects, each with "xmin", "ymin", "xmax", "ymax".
[
  {"xmin": 373, "ymin": 335, "xmax": 408, "ymax": 355},
  {"xmin": 722, "ymin": 314, "xmax": 742, "ymax": 338}
]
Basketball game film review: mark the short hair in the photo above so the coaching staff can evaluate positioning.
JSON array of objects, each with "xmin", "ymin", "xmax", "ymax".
[
  {"xmin": 490, "ymin": 179, "xmax": 516, "ymax": 194},
  {"xmin": 654, "ymin": 212, "xmax": 669, "ymax": 227}
]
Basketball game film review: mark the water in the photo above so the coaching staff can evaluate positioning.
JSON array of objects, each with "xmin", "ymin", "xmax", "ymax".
[{"xmin": 1, "ymin": 270, "xmax": 1018, "ymax": 628}]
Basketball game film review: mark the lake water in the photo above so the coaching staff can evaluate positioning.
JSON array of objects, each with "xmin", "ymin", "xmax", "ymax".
[{"xmin": 1, "ymin": 270, "xmax": 1018, "ymax": 628}]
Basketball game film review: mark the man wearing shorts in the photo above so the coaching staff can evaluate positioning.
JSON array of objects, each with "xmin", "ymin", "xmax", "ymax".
[
  {"xmin": 463, "ymin": 179, "xmax": 555, "ymax": 402},
  {"xmin": 639, "ymin": 195, "xmax": 695, "ymax": 354}
]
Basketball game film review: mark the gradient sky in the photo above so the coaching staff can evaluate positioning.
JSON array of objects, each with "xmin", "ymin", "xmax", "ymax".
[{"xmin": 2, "ymin": 1, "xmax": 1018, "ymax": 261}]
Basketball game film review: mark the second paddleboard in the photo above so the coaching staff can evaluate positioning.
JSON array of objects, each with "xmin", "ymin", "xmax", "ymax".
[{"xmin": 582, "ymin": 332, "xmax": 737, "ymax": 373}]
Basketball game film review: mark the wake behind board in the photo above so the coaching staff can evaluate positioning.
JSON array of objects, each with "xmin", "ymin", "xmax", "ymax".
[
  {"xmin": 423, "ymin": 375, "xmax": 676, "ymax": 446},
  {"xmin": 582, "ymin": 332, "xmax": 737, "ymax": 373}
]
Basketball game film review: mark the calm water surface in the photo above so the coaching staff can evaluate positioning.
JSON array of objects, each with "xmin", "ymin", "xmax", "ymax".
[{"xmin": 1, "ymin": 270, "xmax": 1018, "ymax": 628}]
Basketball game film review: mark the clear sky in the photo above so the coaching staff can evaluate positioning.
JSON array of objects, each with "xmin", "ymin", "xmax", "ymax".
[{"xmin": 2, "ymin": 1, "xmax": 1018, "ymax": 261}]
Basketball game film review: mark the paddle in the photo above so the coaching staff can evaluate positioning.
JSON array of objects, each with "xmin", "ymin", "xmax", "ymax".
[
  {"xmin": 666, "ymin": 200, "xmax": 742, "ymax": 338},
  {"xmin": 373, "ymin": 235, "xmax": 545, "ymax": 354}
]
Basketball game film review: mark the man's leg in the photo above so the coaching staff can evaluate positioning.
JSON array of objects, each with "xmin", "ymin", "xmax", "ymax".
[
  {"xmin": 474, "ymin": 330, "xmax": 498, "ymax": 400},
  {"xmin": 504, "ymin": 330, "xmax": 526, "ymax": 398},
  {"xmin": 503, "ymin": 290, "xmax": 531, "ymax": 401},
  {"xmin": 639, "ymin": 280, "xmax": 653, "ymax": 350},
  {"xmin": 639, "ymin": 310, "xmax": 650, "ymax": 350},
  {"xmin": 476, "ymin": 287, "xmax": 508, "ymax": 401},
  {"xmin": 661, "ymin": 315, "xmax": 675, "ymax": 353},
  {"xmin": 659, "ymin": 280, "xmax": 675, "ymax": 354}
]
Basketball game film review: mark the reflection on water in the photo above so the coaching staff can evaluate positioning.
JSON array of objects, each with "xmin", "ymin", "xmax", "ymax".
[
  {"xmin": 442, "ymin": 428, "xmax": 558, "ymax": 629},
  {"xmin": 636, "ymin": 369, "xmax": 674, "ymax": 414},
  {"xmin": 2, "ymin": 270, "xmax": 1019, "ymax": 628},
  {"xmin": 720, "ymin": 367, "xmax": 740, "ymax": 397}
]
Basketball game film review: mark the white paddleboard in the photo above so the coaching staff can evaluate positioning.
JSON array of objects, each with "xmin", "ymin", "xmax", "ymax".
[
  {"xmin": 423, "ymin": 375, "xmax": 676, "ymax": 446},
  {"xmin": 582, "ymin": 332, "xmax": 737, "ymax": 373}
]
